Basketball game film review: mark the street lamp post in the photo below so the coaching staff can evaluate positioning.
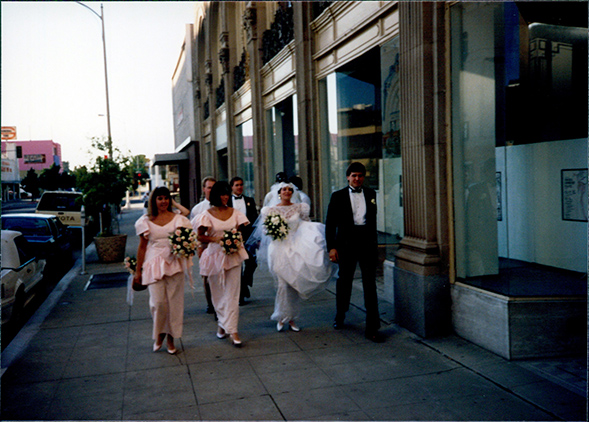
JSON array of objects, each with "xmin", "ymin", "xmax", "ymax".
[{"xmin": 76, "ymin": 2, "xmax": 113, "ymax": 158}]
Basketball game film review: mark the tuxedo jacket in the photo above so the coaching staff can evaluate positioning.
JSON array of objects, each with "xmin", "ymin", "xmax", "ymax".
[
  {"xmin": 325, "ymin": 186, "xmax": 377, "ymax": 252},
  {"xmin": 228, "ymin": 195, "xmax": 258, "ymax": 240}
]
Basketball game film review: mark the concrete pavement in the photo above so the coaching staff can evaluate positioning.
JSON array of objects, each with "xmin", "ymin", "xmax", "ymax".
[{"xmin": 1, "ymin": 202, "xmax": 586, "ymax": 421}]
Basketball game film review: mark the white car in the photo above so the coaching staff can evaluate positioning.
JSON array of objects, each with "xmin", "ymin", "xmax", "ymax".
[{"xmin": 1, "ymin": 230, "xmax": 46, "ymax": 326}]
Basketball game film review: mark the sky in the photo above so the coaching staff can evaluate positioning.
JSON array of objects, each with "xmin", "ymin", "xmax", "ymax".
[{"xmin": 1, "ymin": 1, "xmax": 196, "ymax": 170}]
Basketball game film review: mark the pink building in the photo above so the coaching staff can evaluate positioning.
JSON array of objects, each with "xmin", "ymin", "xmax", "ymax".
[{"xmin": 1, "ymin": 140, "xmax": 61, "ymax": 176}]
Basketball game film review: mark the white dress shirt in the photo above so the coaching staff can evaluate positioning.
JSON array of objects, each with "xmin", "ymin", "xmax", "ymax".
[
  {"xmin": 232, "ymin": 195, "xmax": 246, "ymax": 216},
  {"xmin": 349, "ymin": 187, "xmax": 366, "ymax": 226},
  {"xmin": 190, "ymin": 199, "xmax": 211, "ymax": 220}
]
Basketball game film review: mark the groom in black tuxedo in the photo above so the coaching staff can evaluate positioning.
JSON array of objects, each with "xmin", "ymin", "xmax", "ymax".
[
  {"xmin": 228, "ymin": 177, "xmax": 258, "ymax": 305},
  {"xmin": 325, "ymin": 162, "xmax": 383, "ymax": 342}
]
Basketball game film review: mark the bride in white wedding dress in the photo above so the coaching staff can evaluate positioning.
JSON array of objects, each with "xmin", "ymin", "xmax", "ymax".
[{"xmin": 248, "ymin": 182, "xmax": 337, "ymax": 332}]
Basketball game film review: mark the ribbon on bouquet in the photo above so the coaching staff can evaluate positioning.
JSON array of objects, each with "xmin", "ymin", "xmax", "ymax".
[{"xmin": 179, "ymin": 255, "xmax": 195, "ymax": 290}]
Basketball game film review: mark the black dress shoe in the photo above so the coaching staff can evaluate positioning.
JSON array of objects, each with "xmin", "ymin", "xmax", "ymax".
[
  {"xmin": 333, "ymin": 320, "xmax": 344, "ymax": 330},
  {"xmin": 206, "ymin": 305, "xmax": 215, "ymax": 314},
  {"xmin": 365, "ymin": 331, "xmax": 385, "ymax": 343}
]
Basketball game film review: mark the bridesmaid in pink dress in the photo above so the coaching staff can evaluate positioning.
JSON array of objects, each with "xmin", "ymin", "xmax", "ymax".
[
  {"xmin": 192, "ymin": 181, "xmax": 249, "ymax": 347},
  {"xmin": 134, "ymin": 187, "xmax": 192, "ymax": 354}
]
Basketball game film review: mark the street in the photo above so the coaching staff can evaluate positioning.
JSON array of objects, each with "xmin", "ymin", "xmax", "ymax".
[{"xmin": 1, "ymin": 200, "xmax": 84, "ymax": 350}]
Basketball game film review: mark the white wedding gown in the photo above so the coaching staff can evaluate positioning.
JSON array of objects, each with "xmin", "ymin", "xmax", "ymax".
[{"xmin": 253, "ymin": 203, "xmax": 337, "ymax": 323}]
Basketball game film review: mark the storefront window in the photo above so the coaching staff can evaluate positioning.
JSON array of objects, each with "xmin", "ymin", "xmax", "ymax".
[
  {"xmin": 202, "ymin": 140, "xmax": 212, "ymax": 177},
  {"xmin": 236, "ymin": 119, "xmax": 255, "ymax": 198},
  {"xmin": 216, "ymin": 122, "xmax": 228, "ymax": 180},
  {"xmin": 319, "ymin": 39, "xmax": 403, "ymax": 248},
  {"xmin": 266, "ymin": 95, "xmax": 299, "ymax": 179},
  {"xmin": 451, "ymin": 2, "xmax": 587, "ymax": 295}
]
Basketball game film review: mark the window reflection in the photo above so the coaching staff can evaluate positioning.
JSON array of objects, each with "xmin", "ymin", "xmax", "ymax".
[
  {"xmin": 320, "ymin": 39, "xmax": 403, "ymax": 249},
  {"xmin": 267, "ymin": 95, "xmax": 299, "ymax": 179},
  {"xmin": 236, "ymin": 119, "xmax": 255, "ymax": 197},
  {"xmin": 451, "ymin": 2, "xmax": 587, "ymax": 294}
]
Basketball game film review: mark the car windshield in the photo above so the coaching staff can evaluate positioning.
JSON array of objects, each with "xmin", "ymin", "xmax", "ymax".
[
  {"xmin": 37, "ymin": 194, "xmax": 81, "ymax": 211},
  {"xmin": 2, "ymin": 218, "xmax": 51, "ymax": 237}
]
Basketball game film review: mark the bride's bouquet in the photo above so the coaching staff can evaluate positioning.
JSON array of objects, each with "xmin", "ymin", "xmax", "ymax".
[
  {"xmin": 168, "ymin": 227, "xmax": 198, "ymax": 258},
  {"xmin": 220, "ymin": 228, "xmax": 243, "ymax": 255},
  {"xmin": 263, "ymin": 213, "xmax": 289, "ymax": 241},
  {"xmin": 123, "ymin": 256, "xmax": 137, "ymax": 274},
  {"xmin": 124, "ymin": 255, "xmax": 146, "ymax": 300}
]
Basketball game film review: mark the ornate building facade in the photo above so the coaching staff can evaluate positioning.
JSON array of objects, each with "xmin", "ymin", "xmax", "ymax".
[{"xmin": 171, "ymin": 1, "xmax": 587, "ymax": 359}]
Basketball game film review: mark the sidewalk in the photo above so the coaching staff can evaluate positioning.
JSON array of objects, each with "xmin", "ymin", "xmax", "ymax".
[{"xmin": 1, "ymin": 203, "xmax": 586, "ymax": 421}]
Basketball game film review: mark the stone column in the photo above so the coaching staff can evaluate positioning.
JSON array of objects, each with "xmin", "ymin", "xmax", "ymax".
[
  {"xmin": 204, "ymin": 58, "xmax": 217, "ymax": 178},
  {"xmin": 293, "ymin": 2, "xmax": 320, "ymax": 217},
  {"xmin": 244, "ymin": 2, "xmax": 269, "ymax": 204},
  {"xmin": 392, "ymin": 1, "xmax": 451, "ymax": 337},
  {"xmin": 219, "ymin": 28, "xmax": 237, "ymax": 177}
]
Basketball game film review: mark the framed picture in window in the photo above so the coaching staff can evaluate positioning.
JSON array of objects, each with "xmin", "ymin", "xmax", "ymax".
[{"xmin": 561, "ymin": 168, "xmax": 588, "ymax": 222}]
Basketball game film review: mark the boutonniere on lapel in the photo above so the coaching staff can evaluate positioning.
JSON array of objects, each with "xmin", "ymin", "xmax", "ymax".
[
  {"xmin": 371, "ymin": 198, "xmax": 376, "ymax": 205},
  {"xmin": 246, "ymin": 202, "xmax": 251, "ymax": 207}
]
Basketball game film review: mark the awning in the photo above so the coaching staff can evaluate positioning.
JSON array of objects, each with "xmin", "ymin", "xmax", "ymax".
[{"xmin": 151, "ymin": 152, "xmax": 189, "ymax": 166}]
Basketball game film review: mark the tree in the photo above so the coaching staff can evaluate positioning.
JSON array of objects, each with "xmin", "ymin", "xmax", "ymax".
[
  {"xmin": 59, "ymin": 170, "xmax": 77, "ymax": 191},
  {"xmin": 39, "ymin": 164, "xmax": 61, "ymax": 192},
  {"xmin": 75, "ymin": 137, "xmax": 133, "ymax": 235},
  {"xmin": 20, "ymin": 168, "xmax": 40, "ymax": 199}
]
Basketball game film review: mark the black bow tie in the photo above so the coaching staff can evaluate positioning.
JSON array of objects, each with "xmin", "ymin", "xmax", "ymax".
[
  {"xmin": 233, "ymin": 195, "xmax": 243, "ymax": 200},
  {"xmin": 350, "ymin": 187, "xmax": 362, "ymax": 193}
]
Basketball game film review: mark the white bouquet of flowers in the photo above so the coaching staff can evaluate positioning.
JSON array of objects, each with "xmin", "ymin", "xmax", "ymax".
[
  {"xmin": 168, "ymin": 227, "xmax": 198, "ymax": 258},
  {"xmin": 263, "ymin": 213, "xmax": 289, "ymax": 241},
  {"xmin": 220, "ymin": 228, "xmax": 243, "ymax": 255}
]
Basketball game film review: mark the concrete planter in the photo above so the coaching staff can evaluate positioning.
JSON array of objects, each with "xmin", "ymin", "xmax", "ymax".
[{"xmin": 94, "ymin": 234, "xmax": 127, "ymax": 263}]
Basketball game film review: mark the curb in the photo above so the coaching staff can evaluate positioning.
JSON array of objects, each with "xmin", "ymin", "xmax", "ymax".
[{"xmin": 1, "ymin": 256, "xmax": 85, "ymax": 377}]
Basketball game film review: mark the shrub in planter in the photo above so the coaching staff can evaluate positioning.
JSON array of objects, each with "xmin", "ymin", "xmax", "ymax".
[{"xmin": 75, "ymin": 139, "xmax": 133, "ymax": 262}]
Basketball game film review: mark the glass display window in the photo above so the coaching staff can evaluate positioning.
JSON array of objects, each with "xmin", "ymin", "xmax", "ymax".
[
  {"xmin": 451, "ymin": 2, "xmax": 587, "ymax": 295},
  {"xmin": 319, "ymin": 38, "xmax": 403, "ymax": 250},
  {"xmin": 235, "ymin": 119, "xmax": 255, "ymax": 198},
  {"xmin": 266, "ymin": 95, "xmax": 299, "ymax": 179}
]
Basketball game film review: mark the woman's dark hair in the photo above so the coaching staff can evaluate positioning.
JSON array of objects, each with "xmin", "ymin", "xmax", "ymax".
[
  {"xmin": 289, "ymin": 176, "xmax": 303, "ymax": 190},
  {"xmin": 148, "ymin": 186, "xmax": 172, "ymax": 217},
  {"xmin": 275, "ymin": 172, "xmax": 288, "ymax": 183},
  {"xmin": 209, "ymin": 181, "xmax": 231, "ymax": 207}
]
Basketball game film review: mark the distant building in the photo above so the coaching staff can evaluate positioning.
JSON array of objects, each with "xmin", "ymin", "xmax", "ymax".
[
  {"xmin": 1, "ymin": 142, "xmax": 20, "ymax": 201},
  {"xmin": 1, "ymin": 140, "xmax": 62, "ymax": 178}
]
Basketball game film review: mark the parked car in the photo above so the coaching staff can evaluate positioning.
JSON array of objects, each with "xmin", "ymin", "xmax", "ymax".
[
  {"xmin": 36, "ymin": 191, "xmax": 84, "ymax": 227},
  {"xmin": 1, "ymin": 230, "xmax": 46, "ymax": 326},
  {"xmin": 1, "ymin": 214, "xmax": 73, "ymax": 264}
]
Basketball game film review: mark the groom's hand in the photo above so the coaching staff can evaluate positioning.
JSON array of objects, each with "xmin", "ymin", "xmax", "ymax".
[{"xmin": 329, "ymin": 249, "xmax": 339, "ymax": 263}]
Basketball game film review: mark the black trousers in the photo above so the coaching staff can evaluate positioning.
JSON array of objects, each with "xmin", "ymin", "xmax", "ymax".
[
  {"xmin": 240, "ymin": 250, "xmax": 257, "ymax": 299},
  {"xmin": 335, "ymin": 226, "xmax": 380, "ymax": 332}
]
